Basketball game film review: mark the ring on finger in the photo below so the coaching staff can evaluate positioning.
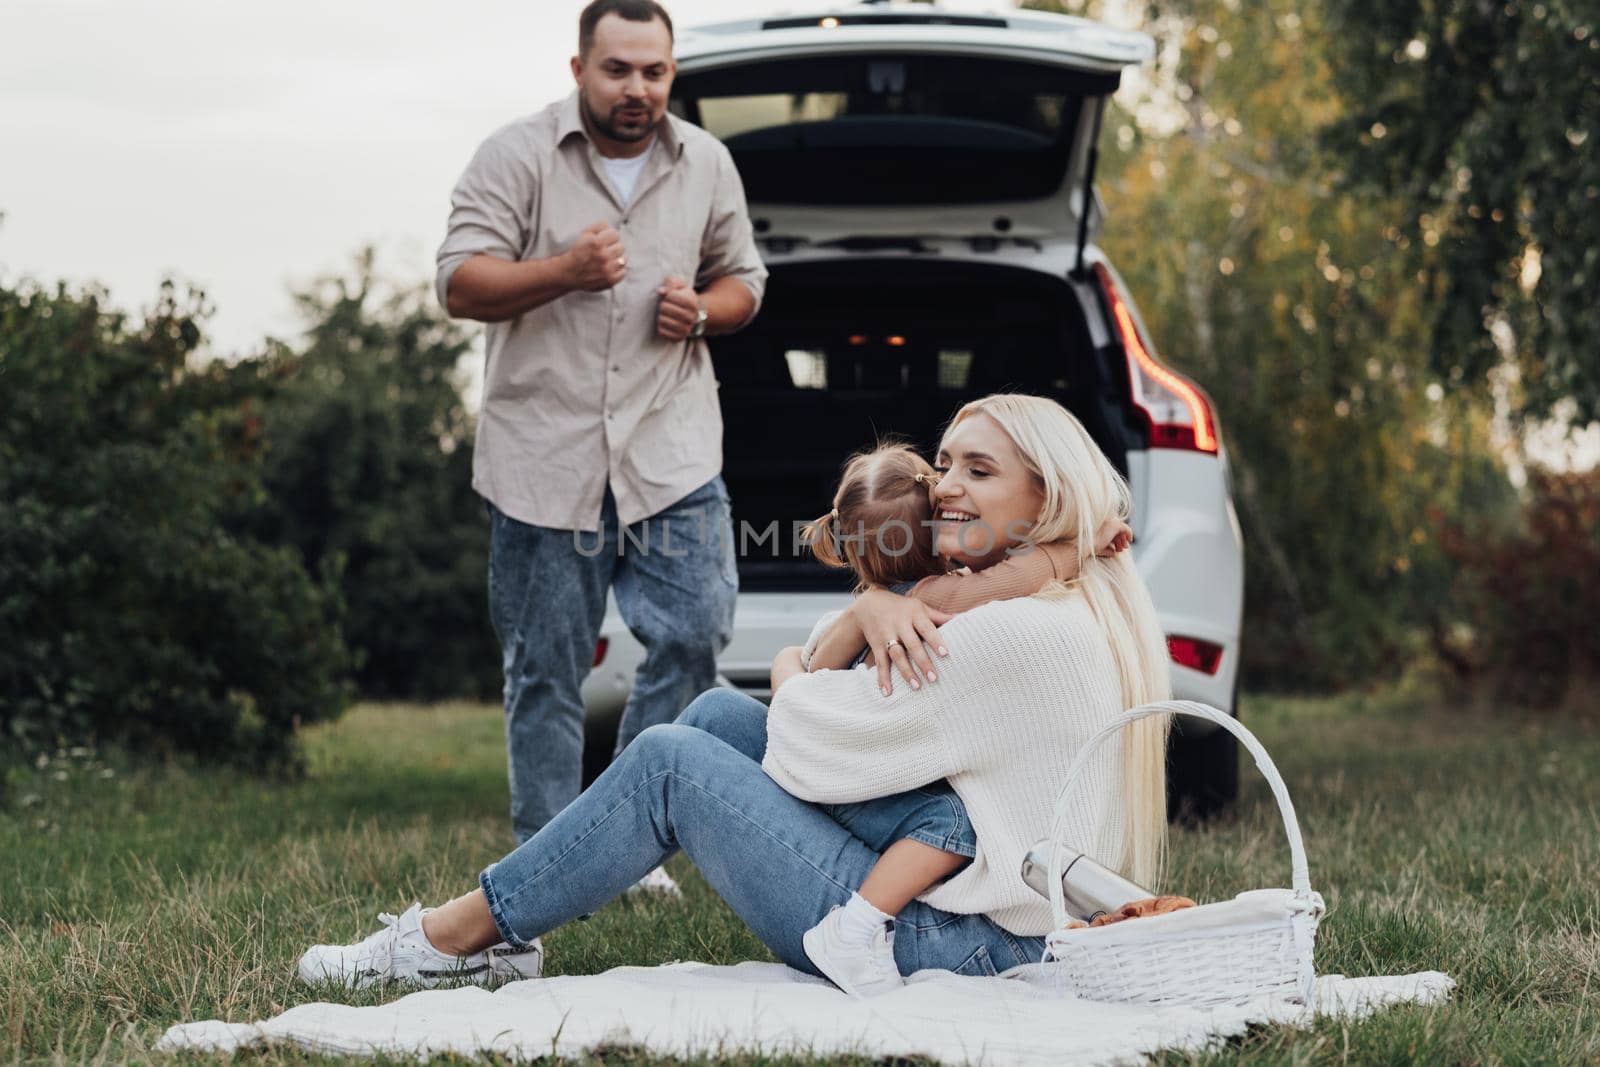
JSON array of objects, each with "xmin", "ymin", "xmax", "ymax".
[{"xmin": 884, "ymin": 638, "xmax": 902, "ymax": 651}]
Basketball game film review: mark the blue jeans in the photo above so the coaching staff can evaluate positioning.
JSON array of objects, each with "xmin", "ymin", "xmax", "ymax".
[
  {"xmin": 824, "ymin": 785, "xmax": 977, "ymax": 860},
  {"xmin": 487, "ymin": 477, "xmax": 737, "ymax": 842},
  {"xmin": 479, "ymin": 688, "xmax": 1043, "ymax": 978}
]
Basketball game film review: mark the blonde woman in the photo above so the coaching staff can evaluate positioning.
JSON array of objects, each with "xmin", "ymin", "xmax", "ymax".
[
  {"xmin": 784, "ymin": 438, "xmax": 1133, "ymax": 995},
  {"xmin": 296, "ymin": 395, "xmax": 1173, "ymax": 994}
]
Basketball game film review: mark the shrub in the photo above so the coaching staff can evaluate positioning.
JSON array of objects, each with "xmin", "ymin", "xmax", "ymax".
[
  {"xmin": 1436, "ymin": 469, "xmax": 1600, "ymax": 707},
  {"xmin": 224, "ymin": 253, "xmax": 501, "ymax": 701},
  {"xmin": 0, "ymin": 280, "xmax": 351, "ymax": 781}
]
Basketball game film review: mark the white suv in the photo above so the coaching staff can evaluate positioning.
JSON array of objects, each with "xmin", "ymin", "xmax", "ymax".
[{"xmin": 581, "ymin": 2, "xmax": 1246, "ymax": 815}]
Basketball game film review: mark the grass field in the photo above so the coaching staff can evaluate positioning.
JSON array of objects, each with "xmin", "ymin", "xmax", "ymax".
[{"xmin": 3, "ymin": 693, "xmax": 1597, "ymax": 1065}]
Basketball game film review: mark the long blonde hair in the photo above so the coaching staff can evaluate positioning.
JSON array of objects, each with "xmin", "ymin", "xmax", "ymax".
[{"xmin": 940, "ymin": 394, "xmax": 1173, "ymax": 887}]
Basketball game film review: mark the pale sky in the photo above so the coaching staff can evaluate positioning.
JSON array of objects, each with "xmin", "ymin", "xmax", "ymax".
[{"xmin": 0, "ymin": 0, "xmax": 851, "ymax": 355}]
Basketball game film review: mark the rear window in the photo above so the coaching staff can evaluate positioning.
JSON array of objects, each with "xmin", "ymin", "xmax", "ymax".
[{"xmin": 672, "ymin": 55, "xmax": 1116, "ymax": 205}]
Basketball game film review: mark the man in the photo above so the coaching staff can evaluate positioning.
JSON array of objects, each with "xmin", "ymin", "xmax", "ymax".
[{"xmin": 435, "ymin": 0, "xmax": 767, "ymax": 880}]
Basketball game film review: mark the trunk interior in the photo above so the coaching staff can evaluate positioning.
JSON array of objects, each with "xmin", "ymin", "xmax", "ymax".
[
  {"xmin": 671, "ymin": 54, "xmax": 1115, "ymax": 207},
  {"xmin": 710, "ymin": 258, "xmax": 1129, "ymax": 591}
]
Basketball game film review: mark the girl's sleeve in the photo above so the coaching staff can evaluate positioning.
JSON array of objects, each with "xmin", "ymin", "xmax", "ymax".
[
  {"xmin": 908, "ymin": 544, "xmax": 1067, "ymax": 614},
  {"xmin": 762, "ymin": 661, "xmax": 956, "ymax": 803}
]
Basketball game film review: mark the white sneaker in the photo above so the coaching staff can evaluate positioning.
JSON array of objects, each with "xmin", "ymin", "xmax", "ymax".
[
  {"xmin": 802, "ymin": 906, "xmax": 903, "ymax": 996},
  {"xmin": 625, "ymin": 865, "xmax": 684, "ymax": 899},
  {"xmin": 296, "ymin": 903, "xmax": 543, "ymax": 989}
]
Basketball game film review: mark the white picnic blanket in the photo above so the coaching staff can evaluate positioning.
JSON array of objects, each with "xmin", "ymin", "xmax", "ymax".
[{"xmin": 157, "ymin": 960, "xmax": 1454, "ymax": 1065}]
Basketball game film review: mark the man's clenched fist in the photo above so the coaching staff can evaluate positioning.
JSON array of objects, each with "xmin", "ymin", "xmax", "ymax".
[
  {"xmin": 656, "ymin": 275, "xmax": 702, "ymax": 341},
  {"xmin": 565, "ymin": 222, "xmax": 627, "ymax": 291}
]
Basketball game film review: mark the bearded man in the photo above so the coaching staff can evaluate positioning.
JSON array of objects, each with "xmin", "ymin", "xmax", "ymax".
[{"xmin": 435, "ymin": 0, "xmax": 767, "ymax": 890}]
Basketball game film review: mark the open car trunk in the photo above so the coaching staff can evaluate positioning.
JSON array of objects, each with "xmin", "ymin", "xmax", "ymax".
[
  {"xmin": 671, "ymin": 10, "xmax": 1153, "ymax": 240},
  {"xmin": 710, "ymin": 258, "xmax": 1128, "ymax": 592},
  {"xmin": 672, "ymin": 48, "xmax": 1122, "ymax": 244}
]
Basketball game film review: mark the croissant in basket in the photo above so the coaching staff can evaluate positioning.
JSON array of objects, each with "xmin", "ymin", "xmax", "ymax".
[{"xmin": 1064, "ymin": 895, "xmax": 1197, "ymax": 929}]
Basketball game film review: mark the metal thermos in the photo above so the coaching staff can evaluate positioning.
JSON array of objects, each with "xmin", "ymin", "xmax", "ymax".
[{"xmin": 1020, "ymin": 840, "xmax": 1153, "ymax": 923}]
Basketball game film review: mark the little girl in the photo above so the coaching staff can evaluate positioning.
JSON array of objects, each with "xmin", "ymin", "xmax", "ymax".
[{"xmin": 775, "ymin": 442, "xmax": 1128, "ymax": 995}]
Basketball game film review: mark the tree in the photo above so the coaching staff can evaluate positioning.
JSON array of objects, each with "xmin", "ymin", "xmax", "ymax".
[
  {"xmin": 1026, "ymin": 0, "xmax": 1517, "ymax": 685},
  {"xmin": 0, "ymin": 279, "xmax": 350, "ymax": 779},
  {"xmin": 1321, "ymin": 0, "xmax": 1600, "ymax": 425},
  {"xmin": 225, "ymin": 251, "xmax": 501, "ymax": 701}
]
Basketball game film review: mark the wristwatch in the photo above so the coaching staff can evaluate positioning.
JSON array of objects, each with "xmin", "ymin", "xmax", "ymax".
[{"xmin": 688, "ymin": 301, "xmax": 709, "ymax": 339}]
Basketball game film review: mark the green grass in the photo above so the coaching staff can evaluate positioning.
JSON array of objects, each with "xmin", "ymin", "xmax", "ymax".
[{"xmin": 2, "ymin": 694, "xmax": 1597, "ymax": 1065}]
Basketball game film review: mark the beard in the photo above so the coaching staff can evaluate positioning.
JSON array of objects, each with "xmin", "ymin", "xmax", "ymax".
[{"xmin": 582, "ymin": 93, "xmax": 658, "ymax": 144}]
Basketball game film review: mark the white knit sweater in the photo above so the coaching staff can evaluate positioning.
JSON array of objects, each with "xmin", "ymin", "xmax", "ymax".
[{"xmin": 763, "ymin": 593, "xmax": 1128, "ymax": 936}]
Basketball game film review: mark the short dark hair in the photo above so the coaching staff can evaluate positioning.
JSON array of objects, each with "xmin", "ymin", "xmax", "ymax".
[{"xmin": 579, "ymin": 0, "xmax": 674, "ymax": 57}]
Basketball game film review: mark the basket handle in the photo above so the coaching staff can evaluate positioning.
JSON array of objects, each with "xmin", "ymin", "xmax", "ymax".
[{"xmin": 1046, "ymin": 700, "xmax": 1313, "ymax": 932}]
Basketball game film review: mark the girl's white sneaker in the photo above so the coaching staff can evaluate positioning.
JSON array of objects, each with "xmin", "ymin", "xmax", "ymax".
[
  {"xmin": 296, "ymin": 903, "xmax": 543, "ymax": 989},
  {"xmin": 802, "ymin": 907, "xmax": 903, "ymax": 996}
]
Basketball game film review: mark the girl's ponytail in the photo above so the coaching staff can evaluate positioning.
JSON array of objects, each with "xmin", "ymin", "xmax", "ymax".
[{"xmin": 804, "ymin": 508, "xmax": 847, "ymax": 570}]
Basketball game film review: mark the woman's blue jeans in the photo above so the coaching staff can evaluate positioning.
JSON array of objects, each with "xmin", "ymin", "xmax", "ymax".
[{"xmin": 479, "ymin": 687, "xmax": 1044, "ymax": 979}]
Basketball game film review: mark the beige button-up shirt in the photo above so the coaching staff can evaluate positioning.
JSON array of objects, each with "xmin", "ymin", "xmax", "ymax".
[{"xmin": 436, "ymin": 93, "xmax": 768, "ymax": 532}]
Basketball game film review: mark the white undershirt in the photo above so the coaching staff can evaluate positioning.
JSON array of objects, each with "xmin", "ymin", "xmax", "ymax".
[{"xmin": 601, "ymin": 141, "xmax": 654, "ymax": 207}]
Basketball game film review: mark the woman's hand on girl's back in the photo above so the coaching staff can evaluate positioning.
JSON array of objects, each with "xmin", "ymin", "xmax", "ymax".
[{"xmin": 850, "ymin": 589, "xmax": 953, "ymax": 697}]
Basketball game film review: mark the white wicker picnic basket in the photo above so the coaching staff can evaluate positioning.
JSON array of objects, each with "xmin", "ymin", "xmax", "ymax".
[{"xmin": 1041, "ymin": 700, "xmax": 1325, "ymax": 1009}]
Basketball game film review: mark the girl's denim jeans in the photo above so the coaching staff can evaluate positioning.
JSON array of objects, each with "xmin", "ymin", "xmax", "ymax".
[{"xmin": 480, "ymin": 687, "xmax": 1044, "ymax": 979}]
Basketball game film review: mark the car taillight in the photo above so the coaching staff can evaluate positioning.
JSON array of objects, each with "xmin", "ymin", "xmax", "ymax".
[
  {"xmin": 1167, "ymin": 635, "xmax": 1223, "ymax": 675},
  {"xmin": 593, "ymin": 638, "xmax": 609, "ymax": 667},
  {"xmin": 1093, "ymin": 262, "xmax": 1219, "ymax": 454}
]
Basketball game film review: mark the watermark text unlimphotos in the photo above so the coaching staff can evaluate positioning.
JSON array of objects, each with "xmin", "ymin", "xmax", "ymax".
[{"xmin": 574, "ymin": 515, "xmax": 1038, "ymax": 558}]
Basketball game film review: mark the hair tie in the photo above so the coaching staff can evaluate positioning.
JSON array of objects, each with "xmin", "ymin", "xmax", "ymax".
[
  {"xmin": 830, "ymin": 507, "xmax": 839, "ymax": 521},
  {"xmin": 914, "ymin": 472, "xmax": 928, "ymax": 486}
]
